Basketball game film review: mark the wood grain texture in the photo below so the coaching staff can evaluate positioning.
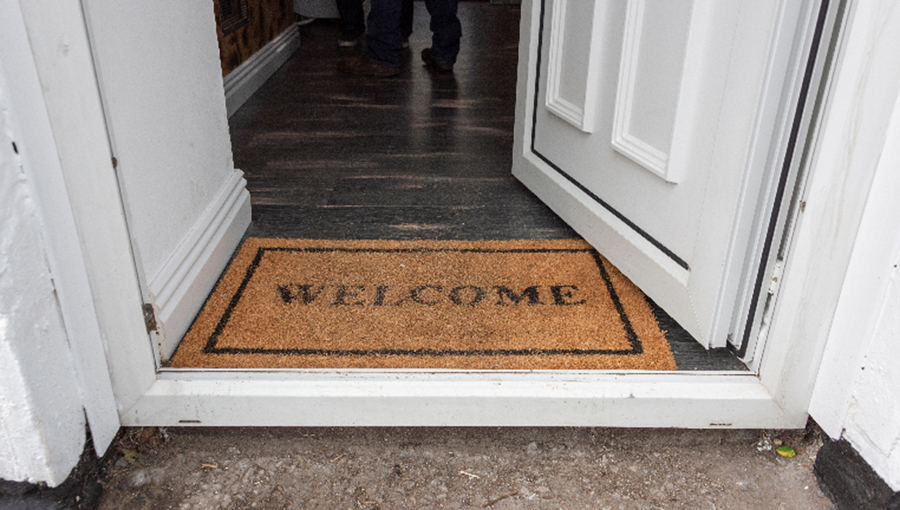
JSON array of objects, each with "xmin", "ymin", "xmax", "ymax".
[
  {"xmin": 229, "ymin": 2, "xmax": 577, "ymax": 241},
  {"xmin": 215, "ymin": 0, "xmax": 295, "ymax": 76}
]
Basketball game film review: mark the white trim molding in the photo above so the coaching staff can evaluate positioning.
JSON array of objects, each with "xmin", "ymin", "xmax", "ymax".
[
  {"xmin": 149, "ymin": 169, "xmax": 251, "ymax": 361},
  {"xmin": 16, "ymin": 0, "xmax": 159, "ymax": 443},
  {"xmin": 544, "ymin": 0, "xmax": 603, "ymax": 133},
  {"xmin": 612, "ymin": 0, "xmax": 670, "ymax": 176},
  {"xmin": 611, "ymin": 0, "xmax": 703, "ymax": 185},
  {"xmin": 224, "ymin": 24, "xmax": 301, "ymax": 118},
  {"xmin": 1, "ymin": 0, "xmax": 120, "ymax": 454}
]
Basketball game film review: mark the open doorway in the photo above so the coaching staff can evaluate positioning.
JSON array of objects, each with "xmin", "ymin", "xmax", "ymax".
[
  {"xmin": 37, "ymin": 0, "xmax": 845, "ymax": 429},
  {"xmin": 164, "ymin": 1, "xmax": 749, "ymax": 371}
]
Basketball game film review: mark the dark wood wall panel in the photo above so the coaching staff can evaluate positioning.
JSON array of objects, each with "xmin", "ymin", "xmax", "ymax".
[{"xmin": 214, "ymin": 0, "xmax": 294, "ymax": 76}]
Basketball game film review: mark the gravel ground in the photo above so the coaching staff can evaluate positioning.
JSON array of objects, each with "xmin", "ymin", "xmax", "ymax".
[{"xmin": 97, "ymin": 426, "xmax": 833, "ymax": 510}]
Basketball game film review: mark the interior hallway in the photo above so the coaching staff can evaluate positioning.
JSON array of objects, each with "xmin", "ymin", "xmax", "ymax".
[
  {"xmin": 230, "ymin": 2, "xmax": 570, "ymax": 240},
  {"xmin": 220, "ymin": 1, "xmax": 744, "ymax": 370}
]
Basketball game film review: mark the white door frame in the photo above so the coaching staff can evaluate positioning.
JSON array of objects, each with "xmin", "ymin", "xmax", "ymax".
[
  {"xmin": 17, "ymin": 0, "xmax": 898, "ymax": 429},
  {"xmin": 1, "ymin": 0, "xmax": 120, "ymax": 454}
]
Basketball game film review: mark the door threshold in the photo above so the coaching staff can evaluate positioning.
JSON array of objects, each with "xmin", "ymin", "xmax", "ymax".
[
  {"xmin": 122, "ymin": 368, "xmax": 801, "ymax": 429},
  {"xmin": 157, "ymin": 367, "xmax": 748, "ymax": 377}
]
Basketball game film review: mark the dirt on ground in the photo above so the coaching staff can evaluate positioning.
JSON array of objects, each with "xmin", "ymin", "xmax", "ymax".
[{"xmin": 97, "ymin": 425, "xmax": 833, "ymax": 510}]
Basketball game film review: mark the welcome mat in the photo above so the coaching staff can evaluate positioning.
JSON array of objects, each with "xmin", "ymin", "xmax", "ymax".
[{"xmin": 169, "ymin": 239, "xmax": 677, "ymax": 370}]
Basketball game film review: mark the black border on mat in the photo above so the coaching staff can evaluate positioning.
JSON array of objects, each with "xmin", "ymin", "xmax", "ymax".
[{"xmin": 201, "ymin": 246, "xmax": 644, "ymax": 357}]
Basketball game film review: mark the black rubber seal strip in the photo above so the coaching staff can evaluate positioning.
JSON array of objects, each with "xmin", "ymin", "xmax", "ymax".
[{"xmin": 732, "ymin": 0, "xmax": 832, "ymax": 359}]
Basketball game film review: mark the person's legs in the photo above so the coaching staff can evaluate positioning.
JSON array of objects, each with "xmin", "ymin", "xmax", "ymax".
[
  {"xmin": 365, "ymin": 0, "xmax": 404, "ymax": 67},
  {"xmin": 423, "ymin": 0, "xmax": 461, "ymax": 66},
  {"xmin": 336, "ymin": 0, "xmax": 365, "ymax": 39}
]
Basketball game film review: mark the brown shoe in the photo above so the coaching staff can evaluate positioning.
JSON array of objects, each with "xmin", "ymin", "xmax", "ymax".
[
  {"xmin": 338, "ymin": 55, "xmax": 400, "ymax": 77},
  {"xmin": 421, "ymin": 48, "xmax": 453, "ymax": 72}
]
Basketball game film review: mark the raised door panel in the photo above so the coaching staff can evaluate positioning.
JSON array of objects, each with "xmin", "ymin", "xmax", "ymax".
[
  {"xmin": 612, "ymin": 0, "xmax": 693, "ymax": 182},
  {"xmin": 515, "ymin": 0, "xmax": 794, "ymax": 346}
]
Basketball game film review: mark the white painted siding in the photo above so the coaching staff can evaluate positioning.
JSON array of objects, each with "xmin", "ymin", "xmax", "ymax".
[
  {"xmin": 841, "ymin": 256, "xmax": 900, "ymax": 490},
  {"xmin": 0, "ymin": 59, "xmax": 85, "ymax": 486},
  {"xmin": 806, "ymin": 8, "xmax": 900, "ymax": 487}
]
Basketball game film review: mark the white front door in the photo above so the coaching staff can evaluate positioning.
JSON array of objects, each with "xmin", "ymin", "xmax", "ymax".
[{"xmin": 513, "ymin": 0, "xmax": 813, "ymax": 348}]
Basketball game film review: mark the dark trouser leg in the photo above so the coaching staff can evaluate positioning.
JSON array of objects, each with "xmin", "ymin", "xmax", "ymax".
[
  {"xmin": 365, "ymin": 0, "xmax": 404, "ymax": 67},
  {"xmin": 401, "ymin": 0, "xmax": 414, "ymax": 40},
  {"xmin": 424, "ymin": 0, "xmax": 461, "ymax": 65},
  {"xmin": 336, "ymin": 0, "xmax": 365, "ymax": 38}
]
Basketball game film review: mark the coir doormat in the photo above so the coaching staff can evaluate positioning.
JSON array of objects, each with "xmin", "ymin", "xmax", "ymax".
[{"xmin": 169, "ymin": 239, "xmax": 677, "ymax": 370}]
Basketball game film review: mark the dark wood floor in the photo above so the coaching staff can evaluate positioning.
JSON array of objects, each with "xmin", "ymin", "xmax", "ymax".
[
  {"xmin": 231, "ymin": 2, "xmax": 575, "ymax": 240},
  {"xmin": 226, "ymin": 2, "xmax": 746, "ymax": 371}
]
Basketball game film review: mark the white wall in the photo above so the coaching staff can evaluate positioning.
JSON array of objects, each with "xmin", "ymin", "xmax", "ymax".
[
  {"xmin": 0, "ymin": 58, "xmax": 86, "ymax": 487},
  {"xmin": 842, "ymin": 256, "xmax": 900, "ymax": 490},
  {"xmin": 807, "ymin": 2, "xmax": 900, "ymax": 489},
  {"xmin": 79, "ymin": 0, "xmax": 251, "ymax": 358},
  {"xmin": 80, "ymin": 0, "xmax": 236, "ymax": 283},
  {"xmin": 812, "ymin": 89, "xmax": 900, "ymax": 488}
]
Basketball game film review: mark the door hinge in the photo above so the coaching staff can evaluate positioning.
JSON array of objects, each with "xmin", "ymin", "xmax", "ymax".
[{"xmin": 142, "ymin": 303, "xmax": 158, "ymax": 333}]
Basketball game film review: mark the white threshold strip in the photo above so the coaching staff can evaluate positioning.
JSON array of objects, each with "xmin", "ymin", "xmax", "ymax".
[{"xmin": 121, "ymin": 370, "xmax": 801, "ymax": 429}]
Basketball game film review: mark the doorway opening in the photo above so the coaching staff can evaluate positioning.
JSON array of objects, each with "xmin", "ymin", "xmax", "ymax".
[{"xmin": 165, "ymin": 1, "xmax": 747, "ymax": 372}]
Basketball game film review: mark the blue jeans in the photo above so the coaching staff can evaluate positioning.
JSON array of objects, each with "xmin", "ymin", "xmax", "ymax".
[{"xmin": 365, "ymin": 0, "xmax": 461, "ymax": 68}]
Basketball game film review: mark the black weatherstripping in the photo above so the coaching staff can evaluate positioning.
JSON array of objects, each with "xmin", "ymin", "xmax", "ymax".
[
  {"xmin": 202, "ymin": 246, "xmax": 644, "ymax": 357},
  {"xmin": 734, "ymin": 0, "xmax": 834, "ymax": 358}
]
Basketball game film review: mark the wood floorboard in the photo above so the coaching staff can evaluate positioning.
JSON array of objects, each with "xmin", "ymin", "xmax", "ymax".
[
  {"xmin": 247, "ymin": 203, "xmax": 578, "ymax": 240},
  {"xmin": 226, "ymin": 2, "xmax": 744, "ymax": 371}
]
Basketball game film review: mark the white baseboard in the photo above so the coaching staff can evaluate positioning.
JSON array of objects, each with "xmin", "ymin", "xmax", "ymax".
[
  {"xmin": 149, "ymin": 169, "xmax": 251, "ymax": 361},
  {"xmin": 224, "ymin": 24, "xmax": 300, "ymax": 118}
]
